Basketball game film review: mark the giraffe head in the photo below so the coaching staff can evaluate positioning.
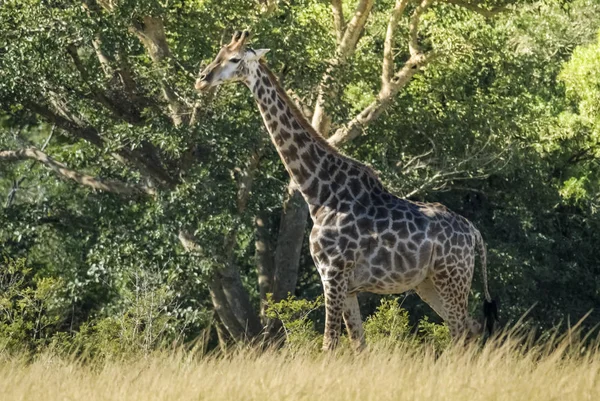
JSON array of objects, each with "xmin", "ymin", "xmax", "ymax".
[{"xmin": 195, "ymin": 30, "xmax": 270, "ymax": 91}]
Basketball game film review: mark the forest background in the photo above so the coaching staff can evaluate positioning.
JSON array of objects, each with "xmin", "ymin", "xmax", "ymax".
[{"xmin": 1, "ymin": 0, "xmax": 600, "ymax": 354}]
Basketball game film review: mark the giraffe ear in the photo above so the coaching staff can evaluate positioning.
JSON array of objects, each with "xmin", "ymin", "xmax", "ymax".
[{"xmin": 247, "ymin": 48, "xmax": 270, "ymax": 61}]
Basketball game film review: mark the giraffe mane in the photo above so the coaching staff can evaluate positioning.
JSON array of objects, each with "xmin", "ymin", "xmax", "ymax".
[{"xmin": 258, "ymin": 61, "xmax": 383, "ymax": 185}]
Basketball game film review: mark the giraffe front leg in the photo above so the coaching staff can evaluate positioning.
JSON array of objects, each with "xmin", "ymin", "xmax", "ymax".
[
  {"xmin": 343, "ymin": 293, "xmax": 365, "ymax": 352},
  {"xmin": 321, "ymin": 270, "xmax": 347, "ymax": 351}
]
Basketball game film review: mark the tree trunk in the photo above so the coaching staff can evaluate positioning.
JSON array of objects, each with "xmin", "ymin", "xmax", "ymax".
[
  {"xmin": 272, "ymin": 186, "xmax": 310, "ymax": 302},
  {"xmin": 178, "ymin": 230, "xmax": 262, "ymax": 342},
  {"xmin": 255, "ymin": 212, "xmax": 276, "ymax": 321}
]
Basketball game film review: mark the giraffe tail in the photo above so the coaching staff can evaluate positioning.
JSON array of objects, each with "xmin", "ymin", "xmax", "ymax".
[{"xmin": 474, "ymin": 227, "xmax": 498, "ymax": 336}]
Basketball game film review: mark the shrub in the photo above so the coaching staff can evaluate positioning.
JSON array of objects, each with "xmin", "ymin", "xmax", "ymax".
[
  {"xmin": 265, "ymin": 293, "xmax": 324, "ymax": 352},
  {"xmin": 418, "ymin": 316, "xmax": 451, "ymax": 352},
  {"xmin": 0, "ymin": 257, "xmax": 67, "ymax": 353}
]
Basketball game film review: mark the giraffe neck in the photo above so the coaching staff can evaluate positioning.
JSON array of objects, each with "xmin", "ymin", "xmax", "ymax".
[{"xmin": 246, "ymin": 62, "xmax": 384, "ymax": 210}]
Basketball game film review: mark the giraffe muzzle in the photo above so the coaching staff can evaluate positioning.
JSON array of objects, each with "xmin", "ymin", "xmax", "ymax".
[{"xmin": 195, "ymin": 78, "xmax": 210, "ymax": 91}]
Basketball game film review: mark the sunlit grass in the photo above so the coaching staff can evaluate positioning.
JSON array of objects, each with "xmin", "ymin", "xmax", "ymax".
[{"xmin": 2, "ymin": 332, "xmax": 599, "ymax": 401}]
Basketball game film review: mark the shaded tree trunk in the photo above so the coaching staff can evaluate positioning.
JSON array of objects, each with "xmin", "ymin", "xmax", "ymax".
[
  {"xmin": 272, "ymin": 187, "xmax": 309, "ymax": 302},
  {"xmin": 255, "ymin": 212, "xmax": 276, "ymax": 322}
]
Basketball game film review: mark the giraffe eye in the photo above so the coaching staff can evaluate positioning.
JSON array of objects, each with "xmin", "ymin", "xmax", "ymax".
[{"xmin": 229, "ymin": 58, "xmax": 242, "ymax": 63}]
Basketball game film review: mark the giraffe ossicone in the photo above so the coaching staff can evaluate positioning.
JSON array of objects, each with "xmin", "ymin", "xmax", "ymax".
[{"xmin": 196, "ymin": 30, "xmax": 498, "ymax": 351}]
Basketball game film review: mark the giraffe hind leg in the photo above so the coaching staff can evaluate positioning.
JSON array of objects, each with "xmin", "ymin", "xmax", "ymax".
[{"xmin": 415, "ymin": 271, "xmax": 475, "ymax": 340}]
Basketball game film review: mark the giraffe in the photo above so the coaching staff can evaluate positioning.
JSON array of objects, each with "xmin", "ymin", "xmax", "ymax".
[{"xmin": 195, "ymin": 31, "xmax": 498, "ymax": 351}]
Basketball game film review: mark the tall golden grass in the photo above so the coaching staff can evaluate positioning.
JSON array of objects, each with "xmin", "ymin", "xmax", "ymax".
[{"xmin": 2, "ymin": 331, "xmax": 599, "ymax": 401}]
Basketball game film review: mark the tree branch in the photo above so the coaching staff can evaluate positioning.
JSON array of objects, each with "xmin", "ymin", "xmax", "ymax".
[
  {"xmin": 0, "ymin": 148, "xmax": 155, "ymax": 196},
  {"xmin": 330, "ymin": 0, "xmax": 345, "ymax": 45},
  {"xmin": 338, "ymin": 0, "xmax": 375, "ymax": 58},
  {"xmin": 409, "ymin": 0, "xmax": 434, "ymax": 57},
  {"xmin": 382, "ymin": 0, "xmax": 411, "ymax": 90},
  {"xmin": 66, "ymin": 44, "xmax": 143, "ymax": 125},
  {"xmin": 329, "ymin": 0, "xmax": 436, "ymax": 146},
  {"xmin": 311, "ymin": 0, "xmax": 375, "ymax": 135},
  {"xmin": 26, "ymin": 101, "xmax": 177, "ymax": 187},
  {"xmin": 130, "ymin": 16, "xmax": 189, "ymax": 127},
  {"xmin": 444, "ymin": 0, "xmax": 507, "ymax": 18},
  {"xmin": 5, "ymin": 126, "xmax": 55, "ymax": 207}
]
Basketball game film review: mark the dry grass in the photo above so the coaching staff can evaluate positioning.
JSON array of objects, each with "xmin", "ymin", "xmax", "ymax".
[{"xmin": 2, "ymin": 336, "xmax": 600, "ymax": 401}]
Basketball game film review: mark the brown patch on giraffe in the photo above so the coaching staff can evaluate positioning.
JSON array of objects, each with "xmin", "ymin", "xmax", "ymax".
[
  {"xmin": 340, "ymin": 223, "xmax": 358, "ymax": 239},
  {"xmin": 412, "ymin": 232, "xmax": 425, "ymax": 243},
  {"xmin": 343, "ymin": 248, "xmax": 356, "ymax": 261},
  {"xmin": 352, "ymin": 202, "xmax": 366, "ymax": 216},
  {"xmin": 375, "ymin": 219, "xmax": 389, "ymax": 233},
  {"xmin": 319, "ymin": 186, "xmax": 330, "ymax": 204},
  {"xmin": 282, "ymin": 144, "xmax": 299, "ymax": 161},
  {"xmin": 338, "ymin": 201, "xmax": 351, "ymax": 213},
  {"xmin": 360, "ymin": 236, "xmax": 378, "ymax": 255},
  {"xmin": 375, "ymin": 207, "xmax": 389, "ymax": 220},
  {"xmin": 414, "ymin": 216, "xmax": 428, "ymax": 231},
  {"xmin": 304, "ymin": 178, "xmax": 320, "ymax": 199},
  {"xmin": 393, "ymin": 252, "xmax": 406, "ymax": 272},
  {"xmin": 392, "ymin": 221, "xmax": 409, "ymax": 237},
  {"xmin": 279, "ymin": 129, "xmax": 291, "ymax": 141},
  {"xmin": 381, "ymin": 232, "xmax": 396, "ymax": 247},
  {"xmin": 418, "ymin": 241, "xmax": 433, "ymax": 266},
  {"xmin": 295, "ymin": 133, "xmax": 311, "ymax": 148},
  {"xmin": 287, "ymin": 143, "xmax": 298, "ymax": 154},
  {"xmin": 333, "ymin": 170, "xmax": 347, "ymax": 185},
  {"xmin": 391, "ymin": 209, "xmax": 404, "ymax": 221},
  {"xmin": 372, "ymin": 267, "xmax": 385, "ymax": 278},
  {"xmin": 280, "ymin": 114, "xmax": 291, "ymax": 128},
  {"xmin": 348, "ymin": 178, "xmax": 362, "ymax": 198},
  {"xmin": 356, "ymin": 217, "xmax": 374, "ymax": 233},
  {"xmin": 372, "ymin": 248, "xmax": 391, "ymax": 267}
]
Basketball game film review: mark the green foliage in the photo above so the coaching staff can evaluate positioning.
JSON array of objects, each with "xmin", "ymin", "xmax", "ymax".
[
  {"xmin": 418, "ymin": 316, "xmax": 451, "ymax": 352},
  {"xmin": 265, "ymin": 294, "xmax": 324, "ymax": 351},
  {"xmin": 265, "ymin": 296, "xmax": 451, "ymax": 352},
  {"xmin": 364, "ymin": 298, "xmax": 450, "ymax": 350},
  {"xmin": 1, "ymin": 0, "xmax": 600, "ymax": 356},
  {"xmin": 0, "ymin": 257, "xmax": 67, "ymax": 353},
  {"xmin": 364, "ymin": 298, "xmax": 414, "ymax": 345}
]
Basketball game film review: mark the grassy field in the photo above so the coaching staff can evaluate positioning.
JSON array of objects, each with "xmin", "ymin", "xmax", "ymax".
[{"xmin": 2, "ymin": 336, "xmax": 599, "ymax": 401}]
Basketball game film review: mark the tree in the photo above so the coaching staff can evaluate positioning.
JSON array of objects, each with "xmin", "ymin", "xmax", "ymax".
[{"xmin": 2, "ymin": 0, "xmax": 600, "ymax": 347}]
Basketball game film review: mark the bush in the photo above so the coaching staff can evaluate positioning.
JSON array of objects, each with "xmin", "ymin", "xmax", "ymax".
[
  {"xmin": 265, "ymin": 293, "xmax": 324, "ymax": 352},
  {"xmin": 418, "ymin": 316, "xmax": 451, "ymax": 352},
  {"xmin": 0, "ymin": 257, "xmax": 68, "ymax": 353},
  {"xmin": 364, "ymin": 298, "xmax": 416, "ymax": 346},
  {"xmin": 265, "ymin": 295, "xmax": 451, "ymax": 352}
]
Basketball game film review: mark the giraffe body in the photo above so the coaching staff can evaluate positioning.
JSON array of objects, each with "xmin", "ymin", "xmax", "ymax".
[{"xmin": 196, "ymin": 31, "xmax": 496, "ymax": 351}]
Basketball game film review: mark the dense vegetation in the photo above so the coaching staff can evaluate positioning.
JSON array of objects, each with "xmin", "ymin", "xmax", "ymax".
[{"xmin": 1, "ymin": 0, "xmax": 600, "ymax": 354}]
